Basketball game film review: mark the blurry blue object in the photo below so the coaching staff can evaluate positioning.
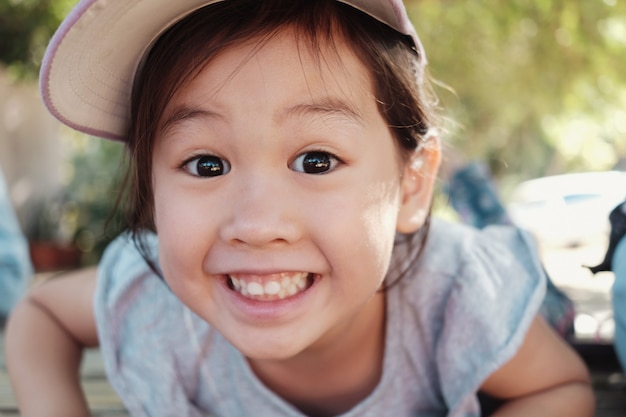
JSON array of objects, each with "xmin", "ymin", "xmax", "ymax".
[
  {"xmin": 539, "ymin": 276, "xmax": 576, "ymax": 339},
  {"xmin": 611, "ymin": 234, "xmax": 626, "ymax": 372},
  {"xmin": 448, "ymin": 162, "xmax": 512, "ymax": 229},
  {"xmin": 0, "ymin": 168, "xmax": 33, "ymax": 324},
  {"xmin": 446, "ymin": 161, "xmax": 576, "ymax": 339},
  {"xmin": 586, "ymin": 200, "xmax": 626, "ymax": 372},
  {"xmin": 586, "ymin": 202, "xmax": 626, "ymax": 274}
]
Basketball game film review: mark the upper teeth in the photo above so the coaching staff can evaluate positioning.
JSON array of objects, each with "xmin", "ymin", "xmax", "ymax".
[{"xmin": 229, "ymin": 272, "xmax": 309, "ymax": 300}]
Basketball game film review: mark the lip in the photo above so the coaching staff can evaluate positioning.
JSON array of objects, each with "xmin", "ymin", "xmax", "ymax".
[{"xmin": 218, "ymin": 272, "xmax": 320, "ymax": 321}]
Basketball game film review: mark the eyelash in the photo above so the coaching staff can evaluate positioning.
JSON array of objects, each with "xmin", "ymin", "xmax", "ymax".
[
  {"xmin": 181, "ymin": 154, "xmax": 231, "ymax": 177},
  {"xmin": 290, "ymin": 150, "xmax": 342, "ymax": 175},
  {"xmin": 180, "ymin": 149, "xmax": 343, "ymax": 178}
]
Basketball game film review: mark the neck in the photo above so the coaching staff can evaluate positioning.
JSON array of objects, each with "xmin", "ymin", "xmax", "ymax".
[{"xmin": 248, "ymin": 292, "xmax": 386, "ymax": 417}]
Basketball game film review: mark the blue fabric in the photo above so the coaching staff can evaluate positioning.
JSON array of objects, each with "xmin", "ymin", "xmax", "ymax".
[
  {"xmin": 446, "ymin": 162, "xmax": 511, "ymax": 229},
  {"xmin": 0, "ymin": 169, "xmax": 32, "ymax": 317},
  {"xmin": 611, "ymin": 236, "xmax": 626, "ymax": 372}
]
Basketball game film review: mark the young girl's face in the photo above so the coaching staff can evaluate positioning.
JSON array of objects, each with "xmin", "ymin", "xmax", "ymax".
[{"xmin": 151, "ymin": 27, "xmax": 432, "ymax": 360}]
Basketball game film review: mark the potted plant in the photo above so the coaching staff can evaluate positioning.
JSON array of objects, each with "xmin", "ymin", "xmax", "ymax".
[
  {"xmin": 26, "ymin": 135, "xmax": 125, "ymax": 272},
  {"xmin": 26, "ymin": 195, "xmax": 82, "ymax": 272}
]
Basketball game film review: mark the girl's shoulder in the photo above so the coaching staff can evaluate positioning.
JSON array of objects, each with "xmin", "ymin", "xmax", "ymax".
[
  {"xmin": 386, "ymin": 219, "xmax": 547, "ymax": 412},
  {"xmin": 396, "ymin": 218, "xmax": 547, "ymax": 294},
  {"xmin": 95, "ymin": 232, "xmax": 161, "ymax": 304},
  {"xmin": 420, "ymin": 217, "xmax": 546, "ymax": 327},
  {"xmin": 95, "ymin": 231, "xmax": 187, "ymax": 340},
  {"xmin": 389, "ymin": 218, "xmax": 546, "ymax": 299},
  {"xmin": 94, "ymin": 232, "xmax": 213, "ymax": 415}
]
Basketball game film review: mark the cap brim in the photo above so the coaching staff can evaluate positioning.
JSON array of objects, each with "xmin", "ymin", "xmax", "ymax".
[{"xmin": 41, "ymin": 0, "xmax": 422, "ymax": 140}]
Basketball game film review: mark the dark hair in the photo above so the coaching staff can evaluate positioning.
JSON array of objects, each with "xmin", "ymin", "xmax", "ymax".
[{"xmin": 122, "ymin": 0, "xmax": 439, "ymax": 280}]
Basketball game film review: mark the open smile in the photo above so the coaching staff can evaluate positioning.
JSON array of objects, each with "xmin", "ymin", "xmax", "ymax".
[{"xmin": 226, "ymin": 272, "xmax": 316, "ymax": 301}]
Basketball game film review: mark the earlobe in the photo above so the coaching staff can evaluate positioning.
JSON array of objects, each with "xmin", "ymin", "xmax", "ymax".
[{"xmin": 396, "ymin": 138, "xmax": 441, "ymax": 234}]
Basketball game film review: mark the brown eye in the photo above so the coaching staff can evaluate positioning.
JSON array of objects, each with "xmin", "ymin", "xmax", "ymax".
[
  {"xmin": 184, "ymin": 155, "xmax": 231, "ymax": 177},
  {"xmin": 291, "ymin": 151, "xmax": 339, "ymax": 174}
]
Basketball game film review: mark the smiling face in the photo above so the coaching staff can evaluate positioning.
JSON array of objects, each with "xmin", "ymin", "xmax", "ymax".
[{"xmin": 151, "ymin": 26, "xmax": 434, "ymax": 361}]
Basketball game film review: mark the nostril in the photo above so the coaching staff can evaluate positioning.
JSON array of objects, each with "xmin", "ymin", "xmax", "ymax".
[{"xmin": 221, "ymin": 218, "xmax": 300, "ymax": 248}]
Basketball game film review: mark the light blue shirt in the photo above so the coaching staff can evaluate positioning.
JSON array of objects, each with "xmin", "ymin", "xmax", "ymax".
[
  {"xmin": 95, "ymin": 219, "xmax": 545, "ymax": 416},
  {"xmin": 0, "ymin": 169, "xmax": 32, "ymax": 317}
]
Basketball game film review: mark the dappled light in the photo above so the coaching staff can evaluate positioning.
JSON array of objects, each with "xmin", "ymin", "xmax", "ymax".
[{"xmin": 408, "ymin": 0, "xmax": 626, "ymax": 183}]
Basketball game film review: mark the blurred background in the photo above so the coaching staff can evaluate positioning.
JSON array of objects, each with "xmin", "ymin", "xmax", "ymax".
[
  {"xmin": 1, "ymin": 0, "xmax": 625, "ymax": 340},
  {"xmin": 0, "ymin": 0, "xmax": 124, "ymax": 271},
  {"xmin": 410, "ymin": 0, "xmax": 626, "ymax": 342}
]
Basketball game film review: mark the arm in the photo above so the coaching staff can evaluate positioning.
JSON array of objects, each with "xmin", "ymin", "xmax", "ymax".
[
  {"xmin": 480, "ymin": 315, "xmax": 594, "ymax": 416},
  {"xmin": 5, "ymin": 267, "xmax": 99, "ymax": 417}
]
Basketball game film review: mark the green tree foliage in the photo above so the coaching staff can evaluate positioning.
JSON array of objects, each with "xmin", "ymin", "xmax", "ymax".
[
  {"xmin": 409, "ymin": 0, "xmax": 626, "ymax": 183},
  {"xmin": 1, "ymin": 1, "xmax": 625, "ymax": 183},
  {"xmin": 0, "ymin": 0, "xmax": 74, "ymax": 78}
]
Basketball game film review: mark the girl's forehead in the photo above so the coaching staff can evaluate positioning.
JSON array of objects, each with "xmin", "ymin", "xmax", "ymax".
[
  {"xmin": 168, "ymin": 27, "xmax": 374, "ymax": 112},
  {"xmin": 189, "ymin": 23, "xmax": 365, "ymax": 80},
  {"xmin": 156, "ymin": 28, "xmax": 386, "ymax": 145}
]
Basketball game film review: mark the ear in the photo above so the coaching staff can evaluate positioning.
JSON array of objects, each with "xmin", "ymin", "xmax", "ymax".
[{"xmin": 396, "ymin": 137, "xmax": 442, "ymax": 234}]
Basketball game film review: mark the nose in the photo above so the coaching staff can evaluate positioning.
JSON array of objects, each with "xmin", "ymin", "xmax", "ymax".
[{"xmin": 219, "ymin": 173, "xmax": 302, "ymax": 248}]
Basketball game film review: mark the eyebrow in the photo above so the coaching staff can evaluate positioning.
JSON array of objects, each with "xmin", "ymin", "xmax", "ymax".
[
  {"xmin": 159, "ymin": 96, "xmax": 365, "ymax": 135},
  {"xmin": 159, "ymin": 106, "xmax": 220, "ymax": 135},
  {"xmin": 281, "ymin": 97, "xmax": 364, "ymax": 126}
]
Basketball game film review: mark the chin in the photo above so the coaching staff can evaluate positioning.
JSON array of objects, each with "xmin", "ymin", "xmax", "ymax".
[{"xmin": 229, "ymin": 332, "xmax": 311, "ymax": 361}]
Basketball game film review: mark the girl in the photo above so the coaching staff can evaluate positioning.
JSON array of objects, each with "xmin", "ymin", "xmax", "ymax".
[{"xmin": 6, "ymin": 0, "xmax": 594, "ymax": 416}]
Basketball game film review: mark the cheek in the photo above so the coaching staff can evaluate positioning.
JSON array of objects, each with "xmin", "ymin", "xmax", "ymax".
[
  {"xmin": 360, "ymin": 182, "xmax": 402, "ymax": 265},
  {"xmin": 153, "ymin": 178, "xmax": 184, "ymax": 242},
  {"xmin": 363, "ymin": 181, "xmax": 402, "ymax": 236},
  {"xmin": 153, "ymin": 197, "xmax": 187, "ymax": 280},
  {"xmin": 152, "ymin": 166, "xmax": 209, "ymax": 237},
  {"xmin": 322, "ymin": 178, "xmax": 401, "ymax": 282},
  {"xmin": 152, "ymin": 175, "xmax": 206, "ymax": 280}
]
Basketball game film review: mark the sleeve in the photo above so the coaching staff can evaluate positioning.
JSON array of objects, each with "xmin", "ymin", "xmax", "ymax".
[
  {"xmin": 94, "ymin": 232, "xmax": 208, "ymax": 417},
  {"xmin": 435, "ymin": 225, "xmax": 546, "ymax": 415},
  {"xmin": 0, "ymin": 170, "xmax": 33, "ymax": 316}
]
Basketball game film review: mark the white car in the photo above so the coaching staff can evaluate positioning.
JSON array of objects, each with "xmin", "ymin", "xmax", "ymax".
[{"xmin": 507, "ymin": 171, "xmax": 626, "ymax": 247}]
